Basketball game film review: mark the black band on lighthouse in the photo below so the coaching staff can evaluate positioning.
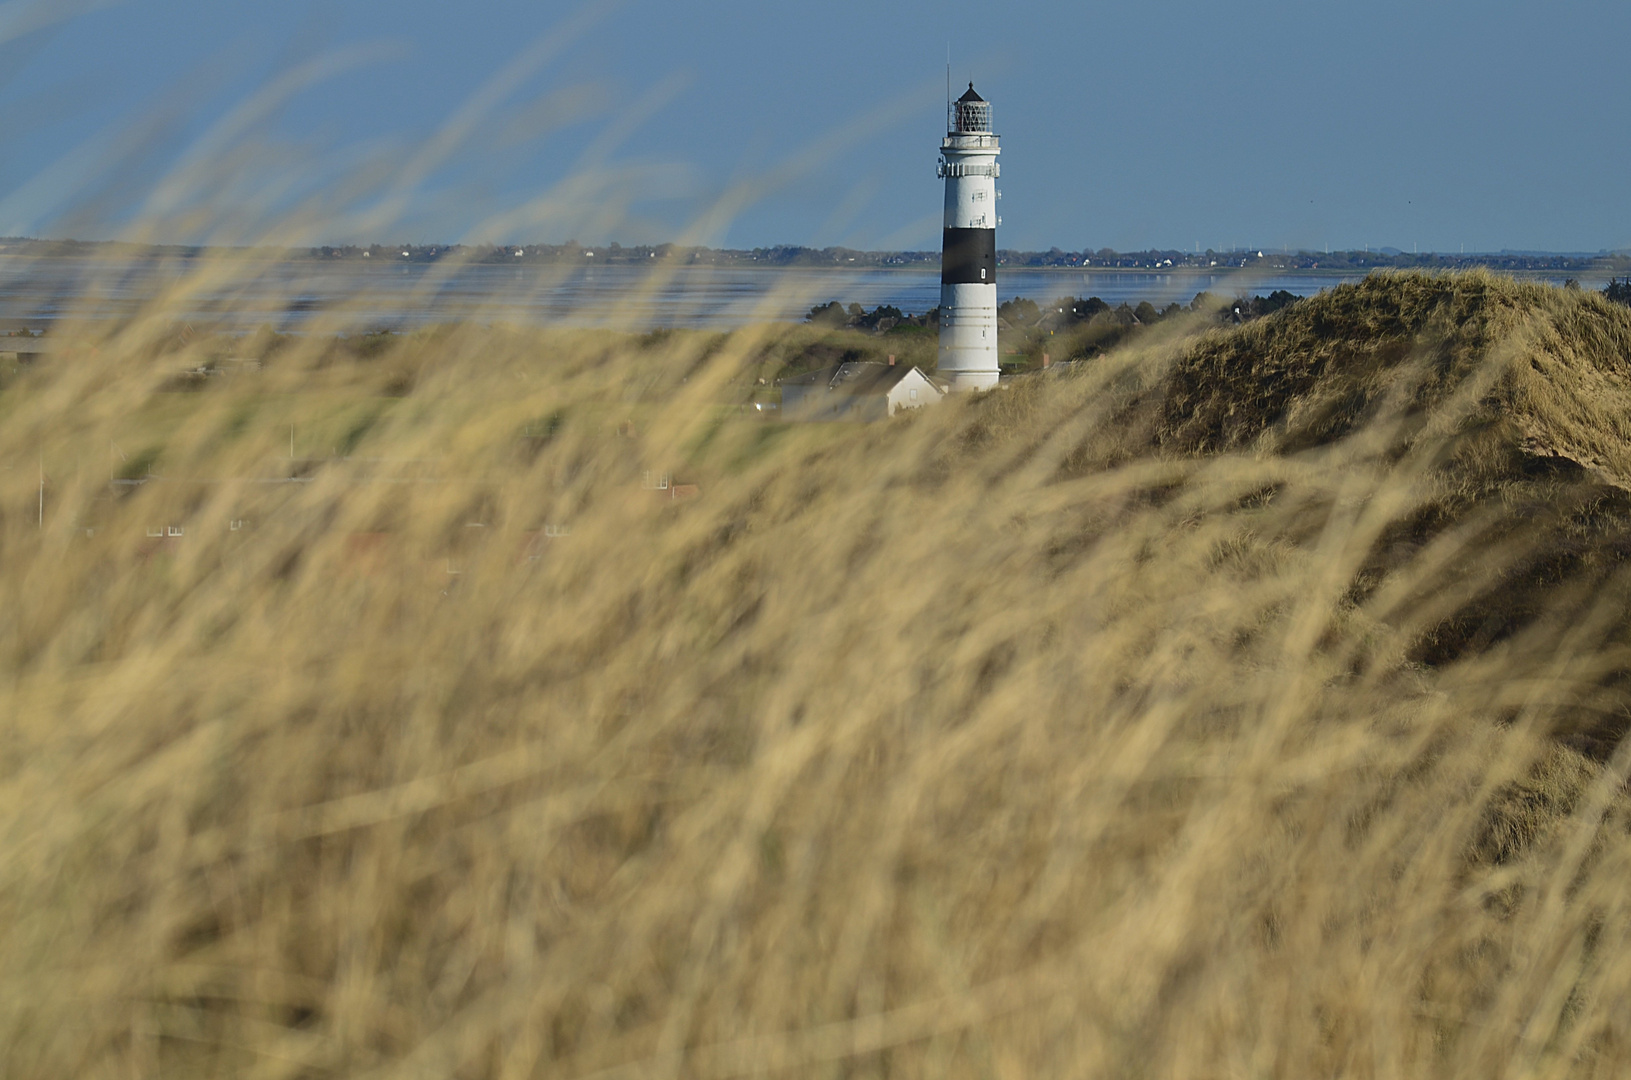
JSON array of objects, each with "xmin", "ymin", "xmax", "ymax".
[{"xmin": 941, "ymin": 228, "xmax": 996, "ymax": 285}]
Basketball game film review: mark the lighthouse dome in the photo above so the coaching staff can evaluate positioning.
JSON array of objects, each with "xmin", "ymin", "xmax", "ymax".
[{"xmin": 952, "ymin": 83, "xmax": 991, "ymax": 134}]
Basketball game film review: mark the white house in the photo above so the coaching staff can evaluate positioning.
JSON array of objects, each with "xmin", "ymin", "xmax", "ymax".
[{"xmin": 779, "ymin": 362, "xmax": 945, "ymax": 421}]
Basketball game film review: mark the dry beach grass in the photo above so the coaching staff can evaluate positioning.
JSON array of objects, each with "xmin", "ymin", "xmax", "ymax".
[{"xmin": 6, "ymin": 269, "xmax": 1631, "ymax": 1077}]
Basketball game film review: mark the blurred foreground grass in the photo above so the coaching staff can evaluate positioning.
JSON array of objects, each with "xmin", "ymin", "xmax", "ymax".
[{"xmin": 6, "ymin": 270, "xmax": 1631, "ymax": 1078}]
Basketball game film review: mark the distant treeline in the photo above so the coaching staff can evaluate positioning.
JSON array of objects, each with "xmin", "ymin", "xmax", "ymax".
[
  {"xmin": 807, "ymin": 289, "xmax": 1307, "ymax": 335},
  {"xmin": 821, "ymin": 281, "xmax": 1631, "ymax": 335},
  {"xmin": 807, "ymin": 279, "xmax": 1631, "ymax": 377},
  {"xmin": 790, "ymin": 289, "xmax": 1317, "ymax": 379},
  {"xmin": 4, "ymin": 236, "xmax": 1631, "ymax": 275}
]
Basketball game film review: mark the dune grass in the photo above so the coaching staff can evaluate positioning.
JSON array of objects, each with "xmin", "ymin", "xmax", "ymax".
[{"xmin": 5, "ymin": 269, "xmax": 1631, "ymax": 1078}]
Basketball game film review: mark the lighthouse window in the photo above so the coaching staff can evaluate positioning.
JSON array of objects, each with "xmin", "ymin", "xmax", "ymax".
[
  {"xmin": 973, "ymin": 190, "xmax": 986, "ymax": 201},
  {"xmin": 980, "ymin": 268, "xmax": 986, "ymax": 280}
]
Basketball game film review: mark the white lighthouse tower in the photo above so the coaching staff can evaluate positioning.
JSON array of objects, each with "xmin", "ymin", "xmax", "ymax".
[{"xmin": 937, "ymin": 83, "xmax": 1001, "ymax": 391}]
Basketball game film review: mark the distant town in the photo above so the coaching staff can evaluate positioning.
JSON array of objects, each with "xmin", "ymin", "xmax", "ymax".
[{"xmin": 2, "ymin": 236, "xmax": 1629, "ymax": 276}]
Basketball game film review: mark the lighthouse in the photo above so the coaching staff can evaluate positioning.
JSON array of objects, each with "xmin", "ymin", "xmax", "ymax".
[{"xmin": 937, "ymin": 83, "xmax": 1001, "ymax": 391}]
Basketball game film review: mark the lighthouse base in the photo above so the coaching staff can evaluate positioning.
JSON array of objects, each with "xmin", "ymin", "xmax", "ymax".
[
  {"xmin": 939, "ymin": 367, "xmax": 1000, "ymax": 392},
  {"xmin": 937, "ymin": 283, "xmax": 1000, "ymax": 392}
]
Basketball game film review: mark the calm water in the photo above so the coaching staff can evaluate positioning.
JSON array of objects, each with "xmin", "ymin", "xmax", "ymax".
[{"xmin": 0, "ymin": 256, "xmax": 1606, "ymax": 332}]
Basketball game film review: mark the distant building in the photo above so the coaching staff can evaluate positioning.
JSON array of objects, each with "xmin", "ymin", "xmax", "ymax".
[
  {"xmin": 779, "ymin": 362, "xmax": 944, "ymax": 421},
  {"xmin": 0, "ymin": 335, "xmax": 51, "ymax": 359}
]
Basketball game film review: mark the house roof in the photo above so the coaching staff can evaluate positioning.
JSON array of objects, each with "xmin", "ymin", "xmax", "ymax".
[{"xmin": 781, "ymin": 361, "xmax": 928, "ymax": 396}]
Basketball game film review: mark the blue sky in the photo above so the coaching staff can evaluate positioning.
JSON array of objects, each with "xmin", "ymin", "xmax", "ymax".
[{"xmin": 1, "ymin": 0, "xmax": 1628, "ymax": 252}]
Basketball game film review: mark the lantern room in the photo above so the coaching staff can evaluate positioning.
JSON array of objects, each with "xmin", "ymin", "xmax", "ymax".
[{"xmin": 951, "ymin": 83, "xmax": 991, "ymax": 134}]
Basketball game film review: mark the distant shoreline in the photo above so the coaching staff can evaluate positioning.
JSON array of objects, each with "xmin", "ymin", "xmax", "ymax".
[
  {"xmin": 0, "ymin": 254, "xmax": 1617, "ymax": 286},
  {"xmin": 1, "ymin": 238, "xmax": 1626, "ymax": 277}
]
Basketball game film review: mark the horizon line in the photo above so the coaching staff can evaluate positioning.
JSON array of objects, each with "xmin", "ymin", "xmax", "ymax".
[{"xmin": 2, "ymin": 236, "xmax": 1628, "ymax": 261}]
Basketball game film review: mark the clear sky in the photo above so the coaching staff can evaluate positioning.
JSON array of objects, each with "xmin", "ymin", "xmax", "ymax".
[{"xmin": 2, "ymin": 0, "xmax": 1628, "ymax": 253}]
